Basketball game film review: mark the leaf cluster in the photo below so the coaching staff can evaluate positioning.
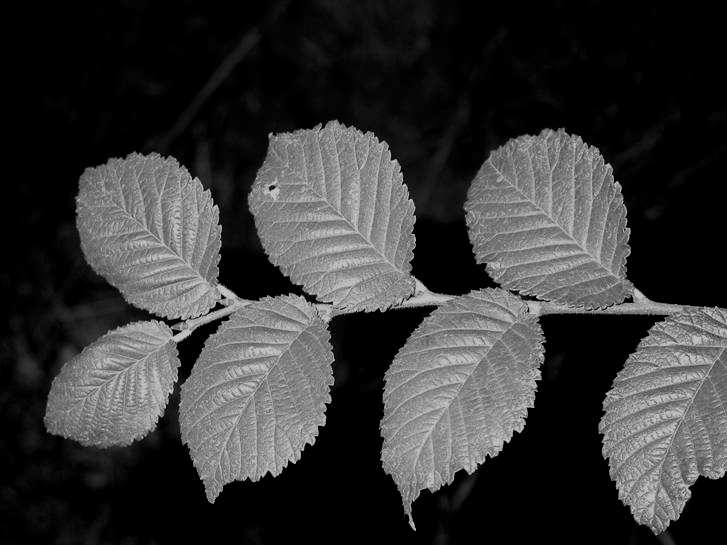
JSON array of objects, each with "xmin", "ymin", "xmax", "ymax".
[{"xmin": 45, "ymin": 121, "xmax": 726, "ymax": 534}]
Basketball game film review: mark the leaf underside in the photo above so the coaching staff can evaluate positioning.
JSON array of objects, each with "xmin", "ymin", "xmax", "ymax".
[
  {"xmin": 381, "ymin": 288, "xmax": 545, "ymax": 525},
  {"xmin": 465, "ymin": 128, "xmax": 632, "ymax": 309},
  {"xmin": 600, "ymin": 307, "xmax": 727, "ymax": 533},
  {"xmin": 77, "ymin": 153, "xmax": 222, "ymax": 319},
  {"xmin": 44, "ymin": 321, "xmax": 180, "ymax": 447},
  {"xmin": 179, "ymin": 295, "xmax": 334, "ymax": 502},
  {"xmin": 248, "ymin": 120, "xmax": 416, "ymax": 312}
]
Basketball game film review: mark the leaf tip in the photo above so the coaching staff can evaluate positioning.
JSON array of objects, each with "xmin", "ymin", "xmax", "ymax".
[{"xmin": 204, "ymin": 484, "xmax": 221, "ymax": 504}]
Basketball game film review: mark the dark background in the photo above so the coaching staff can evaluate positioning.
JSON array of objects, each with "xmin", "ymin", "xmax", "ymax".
[{"xmin": 3, "ymin": 1, "xmax": 726, "ymax": 544}]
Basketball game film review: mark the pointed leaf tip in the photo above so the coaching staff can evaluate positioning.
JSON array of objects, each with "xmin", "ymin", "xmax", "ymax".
[
  {"xmin": 381, "ymin": 288, "xmax": 545, "ymax": 524},
  {"xmin": 179, "ymin": 294, "xmax": 335, "ymax": 501}
]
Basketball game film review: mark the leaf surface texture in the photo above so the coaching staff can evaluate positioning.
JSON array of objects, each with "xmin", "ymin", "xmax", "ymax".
[
  {"xmin": 600, "ymin": 307, "xmax": 727, "ymax": 533},
  {"xmin": 77, "ymin": 153, "xmax": 221, "ymax": 319},
  {"xmin": 465, "ymin": 129, "xmax": 632, "ymax": 308},
  {"xmin": 381, "ymin": 288, "xmax": 544, "ymax": 524},
  {"xmin": 44, "ymin": 321, "xmax": 179, "ymax": 447},
  {"xmin": 180, "ymin": 295, "xmax": 334, "ymax": 502},
  {"xmin": 249, "ymin": 121, "xmax": 416, "ymax": 311}
]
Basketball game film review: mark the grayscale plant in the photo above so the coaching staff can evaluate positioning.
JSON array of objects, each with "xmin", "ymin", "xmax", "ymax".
[{"xmin": 44, "ymin": 121, "xmax": 726, "ymax": 535}]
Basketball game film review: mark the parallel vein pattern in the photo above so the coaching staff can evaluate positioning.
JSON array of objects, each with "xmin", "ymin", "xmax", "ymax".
[
  {"xmin": 600, "ymin": 307, "xmax": 727, "ymax": 533},
  {"xmin": 248, "ymin": 120, "xmax": 416, "ymax": 311},
  {"xmin": 465, "ymin": 129, "xmax": 632, "ymax": 309},
  {"xmin": 77, "ymin": 153, "xmax": 222, "ymax": 319},
  {"xmin": 381, "ymin": 289, "xmax": 544, "ymax": 525},
  {"xmin": 44, "ymin": 321, "xmax": 180, "ymax": 447},
  {"xmin": 179, "ymin": 295, "xmax": 334, "ymax": 502}
]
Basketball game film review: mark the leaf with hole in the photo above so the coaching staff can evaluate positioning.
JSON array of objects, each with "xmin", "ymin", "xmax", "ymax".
[
  {"xmin": 600, "ymin": 307, "xmax": 727, "ymax": 533},
  {"xmin": 179, "ymin": 294, "xmax": 334, "ymax": 502},
  {"xmin": 44, "ymin": 321, "xmax": 180, "ymax": 447},
  {"xmin": 77, "ymin": 152, "xmax": 222, "ymax": 319},
  {"xmin": 381, "ymin": 288, "xmax": 544, "ymax": 526},
  {"xmin": 465, "ymin": 129, "xmax": 632, "ymax": 309},
  {"xmin": 248, "ymin": 120, "xmax": 416, "ymax": 311}
]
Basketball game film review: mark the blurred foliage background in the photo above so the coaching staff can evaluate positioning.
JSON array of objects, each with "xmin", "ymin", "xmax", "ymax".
[{"xmin": 3, "ymin": 1, "xmax": 726, "ymax": 544}]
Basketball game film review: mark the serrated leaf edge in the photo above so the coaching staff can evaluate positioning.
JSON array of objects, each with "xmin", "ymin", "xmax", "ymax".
[
  {"xmin": 77, "ymin": 152, "xmax": 222, "ymax": 320},
  {"xmin": 465, "ymin": 128, "xmax": 633, "ymax": 310},
  {"xmin": 380, "ymin": 289, "xmax": 545, "ymax": 526},
  {"xmin": 599, "ymin": 306, "xmax": 727, "ymax": 533},
  {"xmin": 44, "ymin": 320, "xmax": 179, "ymax": 448},
  {"xmin": 249, "ymin": 120, "xmax": 417, "ymax": 312},
  {"xmin": 179, "ymin": 294, "xmax": 335, "ymax": 502}
]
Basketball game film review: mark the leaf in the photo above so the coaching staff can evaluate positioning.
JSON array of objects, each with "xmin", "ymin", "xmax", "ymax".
[
  {"xmin": 77, "ymin": 153, "xmax": 222, "ymax": 319},
  {"xmin": 381, "ymin": 288, "xmax": 545, "ymax": 526},
  {"xmin": 464, "ymin": 129, "xmax": 632, "ymax": 309},
  {"xmin": 179, "ymin": 294, "xmax": 334, "ymax": 502},
  {"xmin": 44, "ymin": 321, "xmax": 180, "ymax": 447},
  {"xmin": 248, "ymin": 120, "xmax": 416, "ymax": 312},
  {"xmin": 600, "ymin": 307, "xmax": 727, "ymax": 533}
]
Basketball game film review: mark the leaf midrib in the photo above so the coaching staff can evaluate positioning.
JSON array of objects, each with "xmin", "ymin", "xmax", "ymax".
[
  {"xmin": 103, "ymin": 186, "xmax": 214, "ymax": 291},
  {"xmin": 404, "ymin": 309, "xmax": 525, "ymax": 484},
  {"xmin": 487, "ymin": 158, "xmax": 623, "ymax": 284},
  {"xmin": 207, "ymin": 316, "xmax": 317, "ymax": 482},
  {"xmin": 293, "ymin": 134, "xmax": 409, "ymax": 277},
  {"xmin": 74, "ymin": 335, "xmax": 171, "ymax": 430},
  {"xmin": 645, "ymin": 343, "xmax": 727, "ymax": 524}
]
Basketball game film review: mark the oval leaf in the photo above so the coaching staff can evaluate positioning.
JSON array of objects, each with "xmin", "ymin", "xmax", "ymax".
[
  {"xmin": 381, "ymin": 288, "xmax": 544, "ymax": 526},
  {"xmin": 77, "ymin": 153, "xmax": 222, "ymax": 319},
  {"xmin": 600, "ymin": 307, "xmax": 727, "ymax": 533},
  {"xmin": 44, "ymin": 321, "xmax": 179, "ymax": 447},
  {"xmin": 248, "ymin": 121, "xmax": 416, "ymax": 312},
  {"xmin": 465, "ymin": 129, "xmax": 632, "ymax": 309},
  {"xmin": 180, "ymin": 294, "xmax": 334, "ymax": 502}
]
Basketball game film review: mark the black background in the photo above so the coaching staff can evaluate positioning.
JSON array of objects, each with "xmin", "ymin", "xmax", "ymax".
[{"xmin": 3, "ymin": 1, "xmax": 726, "ymax": 544}]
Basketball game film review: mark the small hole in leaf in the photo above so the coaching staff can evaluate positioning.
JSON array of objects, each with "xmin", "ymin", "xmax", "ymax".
[{"xmin": 264, "ymin": 182, "xmax": 280, "ymax": 200}]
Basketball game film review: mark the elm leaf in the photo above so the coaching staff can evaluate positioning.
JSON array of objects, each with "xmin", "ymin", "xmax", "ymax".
[
  {"xmin": 600, "ymin": 307, "xmax": 727, "ymax": 533},
  {"xmin": 249, "ymin": 121, "xmax": 416, "ymax": 312},
  {"xmin": 381, "ymin": 288, "xmax": 545, "ymax": 526},
  {"xmin": 77, "ymin": 153, "xmax": 222, "ymax": 319},
  {"xmin": 465, "ymin": 129, "xmax": 632, "ymax": 309},
  {"xmin": 180, "ymin": 295, "xmax": 334, "ymax": 502},
  {"xmin": 44, "ymin": 321, "xmax": 179, "ymax": 447}
]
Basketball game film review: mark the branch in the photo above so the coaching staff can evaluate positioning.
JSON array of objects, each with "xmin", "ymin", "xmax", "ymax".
[
  {"xmin": 527, "ymin": 299, "xmax": 696, "ymax": 317},
  {"xmin": 171, "ymin": 281, "xmax": 698, "ymax": 342},
  {"xmin": 318, "ymin": 283, "xmax": 454, "ymax": 322},
  {"xmin": 216, "ymin": 284, "xmax": 239, "ymax": 301},
  {"xmin": 171, "ymin": 284, "xmax": 250, "ymax": 342},
  {"xmin": 527, "ymin": 288, "xmax": 700, "ymax": 317}
]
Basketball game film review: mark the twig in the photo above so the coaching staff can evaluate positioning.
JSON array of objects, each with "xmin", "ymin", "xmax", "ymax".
[
  {"xmin": 527, "ymin": 299, "xmax": 696, "ymax": 317},
  {"xmin": 172, "ymin": 299, "xmax": 250, "ymax": 342},
  {"xmin": 217, "ymin": 283, "xmax": 239, "ymax": 301},
  {"xmin": 171, "ymin": 281, "xmax": 698, "ymax": 343},
  {"xmin": 528, "ymin": 289, "xmax": 699, "ymax": 317}
]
